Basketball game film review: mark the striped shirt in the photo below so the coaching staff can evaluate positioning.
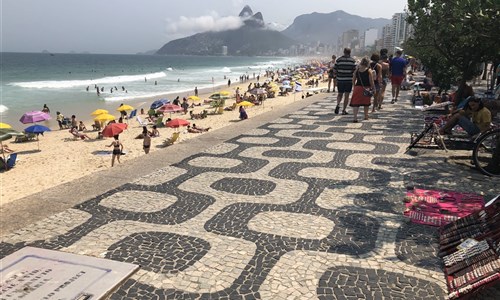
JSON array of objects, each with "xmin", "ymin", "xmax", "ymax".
[{"xmin": 334, "ymin": 55, "xmax": 356, "ymax": 82}]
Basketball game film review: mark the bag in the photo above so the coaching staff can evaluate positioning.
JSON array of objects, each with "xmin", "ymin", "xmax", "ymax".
[{"xmin": 357, "ymin": 69, "xmax": 373, "ymax": 98}]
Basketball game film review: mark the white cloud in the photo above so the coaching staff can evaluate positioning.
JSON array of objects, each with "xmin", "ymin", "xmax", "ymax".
[{"xmin": 165, "ymin": 12, "xmax": 243, "ymax": 36}]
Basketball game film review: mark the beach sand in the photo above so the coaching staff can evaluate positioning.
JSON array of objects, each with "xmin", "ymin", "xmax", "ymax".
[{"xmin": 0, "ymin": 80, "xmax": 327, "ymax": 206}]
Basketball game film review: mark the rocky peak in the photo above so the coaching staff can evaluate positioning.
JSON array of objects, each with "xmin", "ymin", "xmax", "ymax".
[{"xmin": 239, "ymin": 5, "xmax": 253, "ymax": 18}]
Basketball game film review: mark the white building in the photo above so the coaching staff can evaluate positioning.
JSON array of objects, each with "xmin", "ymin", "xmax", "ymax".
[{"xmin": 364, "ymin": 28, "xmax": 378, "ymax": 48}]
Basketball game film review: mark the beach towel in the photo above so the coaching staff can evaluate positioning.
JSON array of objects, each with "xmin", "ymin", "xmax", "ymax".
[{"xmin": 403, "ymin": 188, "xmax": 484, "ymax": 226}]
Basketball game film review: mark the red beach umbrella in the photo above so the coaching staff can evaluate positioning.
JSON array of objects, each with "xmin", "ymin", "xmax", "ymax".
[
  {"xmin": 157, "ymin": 104, "xmax": 182, "ymax": 114},
  {"xmin": 102, "ymin": 123, "xmax": 128, "ymax": 137},
  {"xmin": 166, "ymin": 118, "xmax": 190, "ymax": 129}
]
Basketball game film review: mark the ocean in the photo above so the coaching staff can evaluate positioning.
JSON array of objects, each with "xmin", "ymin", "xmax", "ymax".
[{"xmin": 0, "ymin": 53, "xmax": 303, "ymax": 130}]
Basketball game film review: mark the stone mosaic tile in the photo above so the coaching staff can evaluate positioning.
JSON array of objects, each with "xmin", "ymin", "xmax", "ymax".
[
  {"xmin": 99, "ymin": 190, "xmax": 178, "ymax": 213},
  {"xmin": 8, "ymin": 97, "xmax": 499, "ymax": 299}
]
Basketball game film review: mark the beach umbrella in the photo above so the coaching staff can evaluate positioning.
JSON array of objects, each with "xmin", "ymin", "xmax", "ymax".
[
  {"xmin": 249, "ymin": 88, "xmax": 266, "ymax": 95},
  {"xmin": 117, "ymin": 104, "xmax": 134, "ymax": 112},
  {"xmin": 24, "ymin": 124, "xmax": 51, "ymax": 151},
  {"xmin": 0, "ymin": 123, "xmax": 12, "ymax": 129},
  {"xmin": 19, "ymin": 111, "xmax": 51, "ymax": 124},
  {"xmin": 91, "ymin": 109, "xmax": 109, "ymax": 116},
  {"xmin": 94, "ymin": 113, "xmax": 116, "ymax": 122},
  {"xmin": 237, "ymin": 101, "xmax": 254, "ymax": 107},
  {"xmin": 209, "ymin": 93, "xmax": 229, "ymax": 100},
  {"xmin": 150, "ymin": 99, "xmax": 169, "ymax": 110},
  {"xmin": 187, "ymin": 96, "xmax": 201, "ymax": 101},
  {"xmin": 219, "ymin": 91, "xmax": 231, "ymax": 96},
  {"xmin": 166, "ymin": 118, "xmax": 190, "ymax": 131},
  {"xmin": 102, "ymin": 123, "xmax": 128, "ymax": 138},
  {"xmin": 157, "ymin": 104, "xmax": 182, "ymax": 114}
]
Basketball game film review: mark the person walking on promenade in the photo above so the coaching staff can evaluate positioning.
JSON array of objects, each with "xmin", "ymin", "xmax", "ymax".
[
  {"xmin": 378, "ymin": 50, "xmax": 390, "ymax": 109},
  {"xmin": 327, "ymin": 55, "xmax": 337, "ymax": 93},
  {"xmin": 370, "ymin": 53, "xmax": 383, "ymax": 112},
  {"xmin": 334, "ymin": 48, "xmax": 356, "ymax": 115},
  {"xmin": 389, "ymin": 49, "xmax": 407, "ymax": 103},
  {"xmin": 350, "ymin": 57, "xmax": 375, "ymax": 123}
]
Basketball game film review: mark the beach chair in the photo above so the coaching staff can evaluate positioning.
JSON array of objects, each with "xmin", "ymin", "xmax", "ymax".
[
  {"xmin": 14, "ymin": 133, "xmax": 36, "ymax": 143},
  {"xmin": 128, "ymin": 109, "xmax": 137, "ymax": 120},
  {"xmin": 162, "ymin": 132, "xmax": 180, "ymax": 147},
  {"xmin": 152, "ymin": 116, "xmax": 164, "ymax": 128},
  {"xmin": 136, "ymin": 115, "xmax": 149, "ymax": 126},
  {"xmin": 6, "ymin": 153, "xmax": 17, "ymax": 170}
]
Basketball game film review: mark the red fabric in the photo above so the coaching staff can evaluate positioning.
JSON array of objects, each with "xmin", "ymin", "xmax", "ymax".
[
  {"xmin": 391, "ymin": 75, "xmax": 404, "ymax": 85},
  {"xmin": 404, "ymin": 188, "xmax": 484, "ymax": 227},
  {"xmin": 350, "ymin": 85, "xmax": 371, "ymax": 107}
]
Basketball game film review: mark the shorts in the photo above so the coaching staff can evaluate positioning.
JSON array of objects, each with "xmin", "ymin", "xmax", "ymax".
[
  {"xmin": 113, "ymin": 149, "xmax": 121, "ymax": 155},
  {"xmin": 143, "ymin": 144, "xmax": 150, "ymax": 149},
  {"xmin": 337, "ymin": 81, "xmax": 353, "ymax": 94},
  {"xmin": 391, "ymin": 75, "xmax": 404, "ymax": 86}
]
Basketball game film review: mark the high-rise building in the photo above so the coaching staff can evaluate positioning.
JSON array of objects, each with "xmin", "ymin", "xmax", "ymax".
[
  {"xmin": 391, "ymin": 13, "xmax": 411, "ymax": 51},
  {"xmin": 364, "ymin": 28, "xmax": 378, "ymax": 48}
]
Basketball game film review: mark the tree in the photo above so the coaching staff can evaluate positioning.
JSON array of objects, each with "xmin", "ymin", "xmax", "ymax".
[{"xmin": 406, "ymin": 0, "xmax": 500, "ymax": 100}]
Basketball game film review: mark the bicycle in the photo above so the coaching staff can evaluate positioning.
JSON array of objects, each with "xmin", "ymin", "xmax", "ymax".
[{"xmin": 472, "ymin": 127, "xmax": 500, "ymax": 177}]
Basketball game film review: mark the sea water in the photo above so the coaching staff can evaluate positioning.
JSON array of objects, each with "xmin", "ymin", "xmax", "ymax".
[{"xmin": 0, "ymin": 53, "xmax": 303, "ymax": 130}]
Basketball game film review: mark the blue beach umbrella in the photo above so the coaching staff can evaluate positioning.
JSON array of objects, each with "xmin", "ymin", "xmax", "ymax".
[
  {"xmin": 150, "ymin": 98, "xmax": 169, "ymax": 109},
  {"xmin": 24, "ymin": 124, "xmax": 51, "ymax": 150}
]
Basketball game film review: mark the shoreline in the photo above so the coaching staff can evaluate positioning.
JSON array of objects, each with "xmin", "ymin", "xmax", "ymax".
[{"xmin": 0, "ymin": 76, "xmax": 327, "ymax": 206}]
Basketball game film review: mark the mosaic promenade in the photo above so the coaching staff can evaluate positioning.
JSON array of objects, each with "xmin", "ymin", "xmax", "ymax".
[{"xmin": 1, "ymin": 92, "xmax": 498, "ymax": 299}]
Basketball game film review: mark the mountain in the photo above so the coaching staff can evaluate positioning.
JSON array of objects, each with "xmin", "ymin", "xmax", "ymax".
[
  {"xmin": 281, "ymin": 10, "xmax": 390, "ymax": 46},
  {"xmin": 156, "ymin": 6, "xmax": 296, "ymax": 56}
]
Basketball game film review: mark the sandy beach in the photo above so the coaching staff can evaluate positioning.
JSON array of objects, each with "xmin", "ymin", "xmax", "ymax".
[{"xmin": 0, "ymin": 78, "xmax": 326, "ymax": 206}]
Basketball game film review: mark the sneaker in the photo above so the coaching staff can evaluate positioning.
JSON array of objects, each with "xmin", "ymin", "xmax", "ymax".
[
  {"xmin": 342, "ymin": 111, "xmax": 348, "ymax": 115},
  {"xmin": 327, "ymin": 89, "xmax": 330, "ymax": 93},
  {"xmin": 391, "ymin": 99, "xmax": 395, "ymax": 104},
  {"xmin": 335, "ymin": 106, "xmax": 340, "ymax": 114},
  {"xmin": 394, "ymin": 98, "xmax": 398, "ymax": 102},
  {"xmin": 353, "ymin": 119, "xmax": 358, "ymax": 123}
]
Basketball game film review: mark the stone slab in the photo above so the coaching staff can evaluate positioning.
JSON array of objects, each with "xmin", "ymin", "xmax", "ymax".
[{"xmin": 0, "ymin": 247, "xmax": 138, "ymax": 300}]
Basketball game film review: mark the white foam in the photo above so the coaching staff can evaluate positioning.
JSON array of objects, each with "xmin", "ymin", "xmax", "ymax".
[
  {"xmin": 0, "ymin": 104, "xmax": 8, "ymax": 113},
  {"xmin": 10, "ymin": 72, "xmax": 167, "ymax": 89},
  {"xmin": 221, "ymin": 67, "xmax": 232, "ymax": 73}
]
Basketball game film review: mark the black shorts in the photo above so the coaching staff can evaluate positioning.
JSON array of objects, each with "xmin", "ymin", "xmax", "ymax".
[
  {"xmin": 337, "ymin": 81, "xmax": 353, "ymax": 93},
  {"xmin": 113, "ymin": 149, "xmax": 121, "ymax": 155}
]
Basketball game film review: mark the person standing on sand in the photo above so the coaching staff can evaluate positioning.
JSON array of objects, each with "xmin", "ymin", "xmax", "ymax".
[
  {"xmin": 228, "ymin": 79, "xmax": 231, "ymax": 87},
  {"xmin": 142, "ymin": 127, "xmax": 151, "ymax": 154},
  {"xmin": 107, "ymin": 135, "xmax": 123, "ymax": 167},
  {"xmin": 56, "ymin": 111, "xmax": 64, "ymax": 130},
  {"xmin": 194, "ymin": 87, "xmax": 198, "ymax": 97}
]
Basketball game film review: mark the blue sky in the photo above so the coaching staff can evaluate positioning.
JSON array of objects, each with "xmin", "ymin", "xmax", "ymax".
[{"xmin": 1, "ymin": 0, "xmax": 408, "ymax": 54}]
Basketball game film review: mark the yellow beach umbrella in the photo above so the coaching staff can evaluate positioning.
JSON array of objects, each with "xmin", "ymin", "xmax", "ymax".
[
  {"xmin": 94, "ymin": 113, "xmax": 116, "ymax": 122},
  {"xmin": 117, "ymin": 104, "xmax": 134, "ymax": 112},
  {"xmin": 219, "ymin": 91, "xmax": 231, "ymax": 96},
  {"xmin": 0, "ymin": 122, "xmax": 12, "ymax": 129},
  {"xmin": 91, "ymin": 109, "xmax": 109, "ymax": 116},
  {"xmin": 237, "ymin": 101, "xmax": 254, "ymax": 107},
  {"xmin": 188, "ymin": 95, "xmax": 201, "ymax": 101}
]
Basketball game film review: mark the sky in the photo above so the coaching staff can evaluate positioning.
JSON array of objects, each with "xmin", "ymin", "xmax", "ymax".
[{"xmin": 1, "ymin": 0, "xmax": 408, "ymax": 54}]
